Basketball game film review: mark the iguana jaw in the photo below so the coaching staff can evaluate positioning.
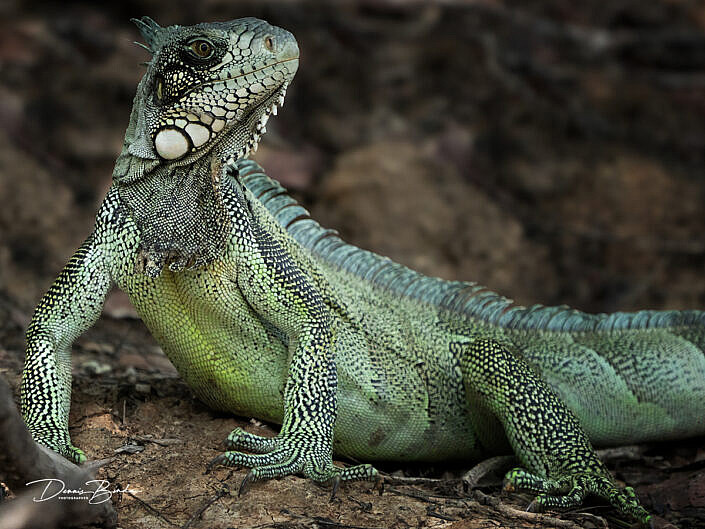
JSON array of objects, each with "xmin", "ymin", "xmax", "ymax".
[{"xmin": 230, "ymin": 81, "xmax": 289, "ymax": 161}]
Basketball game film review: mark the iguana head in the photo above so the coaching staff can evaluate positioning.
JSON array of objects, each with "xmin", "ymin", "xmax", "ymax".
[
  {"xmin": 113, "ymin": 18, "xmax": 299, "ymax": 277},
  {"xmin": 124, "ymin": 17, "xmax": 298, "ymax": 167}
]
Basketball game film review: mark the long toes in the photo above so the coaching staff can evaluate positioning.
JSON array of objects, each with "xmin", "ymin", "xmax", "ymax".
[
  {"xmin": 306, "ymin": 462, "xmax": 378, "ymax": 485},
  {"xmin": 532, "ymin": 485, "xmax": 586, "ymax": 510},
  {"xmin": 327, "ymin": 464, "xmax": 379, "ymax": 499},
  {"xmin": 225, "ymin": 427, "xmax": 277, "ymax": 453},
  {"xmin": 235, "ymin": 463, "xmax": 315, "ymax": 496},
  {"xmin": 208, "ymin": 450, "xmax": 285, "ymax": 471},
  {"xmin": 599, "ymin": 484, "xmax": 652, "ymax": 525},
  {"xmin": 582, "ymin": 475, "xmax": 651, "ymax": 524},
  {"xmin": 59, "ymin": 444, "xmax": 87, "ymax": 464},
  {"xmin": 248, "ymin": 456, "xmax": 304, "ymax": 481},
  {"xmin": 339, "ymin": 463, "xmax": 378, "ymax": 482},
  {"xmin": 503, "ymin": 468, "xmax": 552, "ymax": 494}
]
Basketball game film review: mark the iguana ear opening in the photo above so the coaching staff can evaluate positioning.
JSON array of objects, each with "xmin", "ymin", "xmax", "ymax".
[{"xmin": 131, "ymin": 16, "xmax": 163, "ymax": 54}]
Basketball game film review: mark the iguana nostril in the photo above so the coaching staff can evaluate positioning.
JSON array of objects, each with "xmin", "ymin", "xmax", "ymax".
[{"xmin": 276, "ymin": 31, "xmax": 299, "ymax": 62}]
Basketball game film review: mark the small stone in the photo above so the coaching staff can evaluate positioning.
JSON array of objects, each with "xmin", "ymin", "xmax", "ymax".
[
  {"xmin": 135, "ymin": 383, "xmax": 151, "ymax": 394},
  {"xmin": 81, "ymin": 360, "xmax": 112, "ymax": 375}
]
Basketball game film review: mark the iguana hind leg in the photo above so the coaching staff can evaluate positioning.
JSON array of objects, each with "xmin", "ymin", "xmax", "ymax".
[{"xmin": 455, "ymin": 339, "xmax": 651, "ymax": 525}]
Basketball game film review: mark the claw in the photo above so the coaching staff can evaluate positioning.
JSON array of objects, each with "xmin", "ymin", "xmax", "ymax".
[
  {"xmin": 329, "ymin": 475, "xmax": 341, "ymax": 501},
  {"xmin": 372, "ymin": 474, "xmax": 384, "ymax": 496},
  {"xmin": 206, "ymin": 454, "xmax": 225, "ymax": 474},
  {"xmin": 239, "ymin": 471, "xmax": 254, "ymax": 497},
  {"xmin": 526, "ymin": 500, "xmax": 539, "ymax": 513}
]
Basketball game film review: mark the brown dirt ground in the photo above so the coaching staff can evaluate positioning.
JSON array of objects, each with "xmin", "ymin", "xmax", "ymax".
[{"xmin": 1, "ymin": 308, "xmax": 703, "ymax": 529}]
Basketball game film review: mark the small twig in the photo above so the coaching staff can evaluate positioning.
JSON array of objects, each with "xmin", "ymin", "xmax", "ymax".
[
  {"xmin": 276, "ymin": 510, "xmax": 386, "ymax": 529},
  {"xmin": 563, "ymin": 510, "xmax": 609, "ymax": 529},
  {"xmin": 462, "ymin": 455, "xmax": 517, "ymax": 490},
  {"xmin": 385, "ymin": 486, "xmax": 440, "ymax": 504},
  {"xmin": 126, "ymin": 491, "xmax": 179, "ymax": 527},
  {"xmin": 114, "ymin": 444, "xmax": 145, "ymax": 455},
  {"xmin": 426, "ymin": 507, "xmax": 458, "ymax": 522},
  {"xmin": 473, "ymin": 489, "xmax": 585, "ymax": 529},
  {"xmin": 181, "ymin": 487, "xmax": 228, "ymax": 529},
  {"xmin": 596, "ymin": 445, "xmax": 648, "ymax": 462},
  {"xmin": 312, "ymin": 517, "xmax": 386, "ymax": 529},
  {"xmin": 377, "ymin": 473, "xmax": 448, "ymax": 486},
  {"xmin": 346, "ymin": 495, "xmax": 373, "ymax": 512},
  {"xmin": 132, "ymin": 435, "xmax": 182, "ymax": 446}
]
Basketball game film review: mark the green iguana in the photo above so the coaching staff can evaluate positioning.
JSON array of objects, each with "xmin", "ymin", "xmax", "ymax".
[{"xmin": 20, "ymin": 17, "xmax": 705, "ymax": 526}]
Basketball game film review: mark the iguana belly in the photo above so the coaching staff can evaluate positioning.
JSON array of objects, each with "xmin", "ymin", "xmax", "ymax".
[
  {"xmin": 117, "ymin": 260, "xmax": 492, "ymax": 462},
  {"xmin": 119, "ymin": 263, "xmax": 288, "ymax": 423}
]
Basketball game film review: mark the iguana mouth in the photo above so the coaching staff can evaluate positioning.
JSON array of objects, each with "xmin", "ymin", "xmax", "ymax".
[
  {"xmin": 207, "ymin": 82, "xmax": 288, "ymax": 192},
  {"xmin": 234, "ymin": 81, "xmax": 288, "ymax": 160}
]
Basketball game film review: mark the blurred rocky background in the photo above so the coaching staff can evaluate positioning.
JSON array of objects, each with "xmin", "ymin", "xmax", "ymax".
[{"xmin": 2, "ymin": 0, "xmax": 705, "ymax": 317}]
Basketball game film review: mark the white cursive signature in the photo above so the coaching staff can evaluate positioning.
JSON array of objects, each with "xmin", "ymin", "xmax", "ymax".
[{"xmin": 26, "ymin": 479, "xmax": 140, "ymax": 504}]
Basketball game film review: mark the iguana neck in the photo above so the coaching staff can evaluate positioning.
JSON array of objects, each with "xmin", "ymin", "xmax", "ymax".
[{"xmin": 117, "ymin": 153, "xmax": 230, "ymax": 277}]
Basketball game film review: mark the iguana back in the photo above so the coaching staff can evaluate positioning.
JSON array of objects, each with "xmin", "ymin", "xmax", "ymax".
[{"xmin": 240, "ymin": 159, "xmax": 705, "ymax": 447}]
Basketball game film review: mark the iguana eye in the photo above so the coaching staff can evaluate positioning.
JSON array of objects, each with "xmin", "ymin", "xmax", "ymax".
[
  {"xmin": 189, "ymin": 39, "xmax": 213, "ymax": 58},
  {"xmin": 264, "ymin": 36, "xmax": 274, "ymax": 52}
]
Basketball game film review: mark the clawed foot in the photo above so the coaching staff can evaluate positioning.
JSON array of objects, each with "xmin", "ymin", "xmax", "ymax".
[
  {"xmin": 62, "ymin": 444, "xmax": 87, "ymax": 464},
  {"xmin": 207, "ymin": 427, "xmax": 378, "ymax": 496},
  {"xmin": 503, "ymin": 467, "xmax": 652, "ymax": 526},
  {"xmin": 33, "ymin": 433, "xmax": 87, "ymax": 464}
]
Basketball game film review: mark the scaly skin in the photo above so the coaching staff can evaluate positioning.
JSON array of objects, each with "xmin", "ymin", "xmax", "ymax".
[{"xmin": 20, "ymin": 17, "xmax": 705, "ymax": 525}]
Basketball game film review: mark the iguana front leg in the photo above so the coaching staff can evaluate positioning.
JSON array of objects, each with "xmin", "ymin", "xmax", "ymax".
[
  {"xmin": 209, "ymin": 176, "xmax": 376, "ymax": 487},
  {"xmin": 456, "ymin": 339, "xmax": 652, "ymax": 525},
  {"xmin": 21, "ymin": 234, "xmax": 113, "ymax": 463}
]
